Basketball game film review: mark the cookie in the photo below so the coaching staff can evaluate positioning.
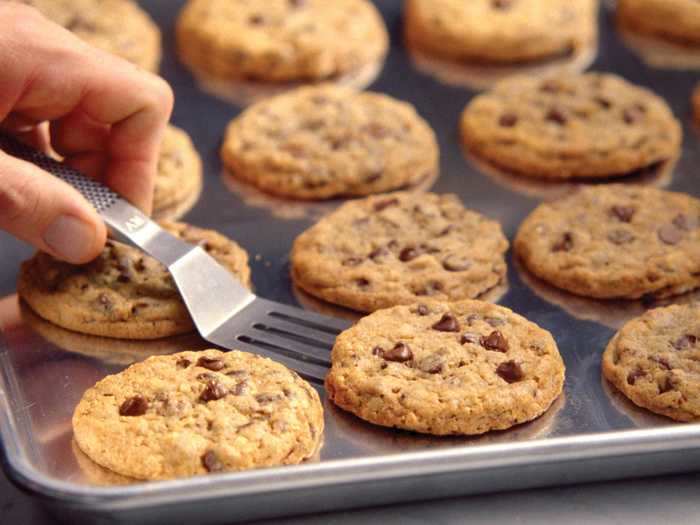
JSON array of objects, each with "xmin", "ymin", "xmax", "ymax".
[
  {"xmin": 461, "ymin": 73, "xmax": 682, "ymax": 180},
  {"xmin": 176, "ymin": 0, "xmax": 388, "ymax": 83},
  {"xmin": 18, "ymin": 222, "xmax": 251, "ymax": 339},
  {"xmin": 73, "ymin": 349, "xmax": 324, "ymax": 479},
  {"xmin": 515, "ymin": 185, "xmax": 700, "ymax": 300},
  {"xmin": 404, "ymin": 0, "xmax": 598, "ymax": 65},
  {"xmin": 221, "ymin": 85, "xmax": 439, "ymax": 200},
  {"xmin": 325, "ymin": 300, "xmax": 565, "ymax": 435},
  {"xmin": 16, "ymin": 0, "xmax": 161, "ymax": 72},
  {"xmin": 618, "ymin": 0, "xmax": 700, "ymax": 48},
  {"xmin": 602, "ymin": 304, "xmax": 700, "ymax": 422},
  {"xmin": 291, "ymin": 192, "xmax": 509, "ymax": 312},
  {"xmin": 153, "ymin": 125, "xmax": 203, "ymax": 220}
]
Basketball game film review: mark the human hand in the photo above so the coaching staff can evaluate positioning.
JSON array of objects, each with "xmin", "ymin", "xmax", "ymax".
[{"xmin": 0, "ymin": 3, "xmax": 173, "ymax": 263}]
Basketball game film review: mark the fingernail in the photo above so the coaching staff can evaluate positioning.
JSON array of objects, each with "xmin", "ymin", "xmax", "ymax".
[{"xmin": 43, "ymin": 215, "xmax": 97, "ymax": 263}]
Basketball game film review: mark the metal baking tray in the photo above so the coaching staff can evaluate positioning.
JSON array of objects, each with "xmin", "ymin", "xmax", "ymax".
[{"xmin": 1, "ymin": 1, "xmax": 700, "ymax": 523}]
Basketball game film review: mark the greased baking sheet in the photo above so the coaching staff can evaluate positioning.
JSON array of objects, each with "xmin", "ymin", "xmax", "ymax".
[{"xmin": 1, "ymin": 1, "xmax": 700, "ymax": 523}]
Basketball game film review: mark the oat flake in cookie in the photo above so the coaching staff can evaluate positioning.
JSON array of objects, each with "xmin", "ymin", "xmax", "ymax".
[
  {"xmin": 221, "ymin": 85, "xmax": 439, "ymax": 200},
  {"xmin": 404, "ymin": 0, "xmax": 598, "ymax": 65},
  {"xmin": 176, "ymin": 0, "xmax": 388, "ymax": 83},
  {"xmin": 325, "ymin": 300, "xmax": 565, "ymax": 435},
  {"xmin": 18, "ymin": 222, "xmax": 251, "ymax": 340},
  {"xmin": 73, "ymin": 349, "xmax": 324, "ymax": 480},
  {"xmin": 461, "ymin": 73, "xmax": 681, "ymax": 179},
  {"xmin": 291, "ymin": 192, "xmax": 508, "ymax": 312},
  {"xmin": 603, "ymin": 304, "xmax": 700, "ymax": 422},
  {"xmin": 515, "ymin": 185, "xmax": 700, "ymax": 300}
]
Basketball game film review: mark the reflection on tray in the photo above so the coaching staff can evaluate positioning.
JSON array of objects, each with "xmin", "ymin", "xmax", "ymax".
[
  {"xmin": 601, "ymin": 375, "xmax": 673, "ymax": 428},
  {"xmin": 221, "ymin": 167, "xmax": 439, "ymax": 221},
  {"xmin": 188, "ymin": 59, "xmax": 384, "ymax": 107},
  {"xmin": 327, "ymin": 393, "xmax": 566, "ymax": 454},
  {"xmin": 407, "ymin": 43, "xmax": 597, "ymax": 92},
  {"xmin": 618, "ymin": 25, "xmax": 700, "ymax": 70},
  {"xmin": 515, "ymin": 257, "xmax": 700, "ymax": 330},
  {"xmin": 20, "ymin": 301, "xmax": 210, "ymax": 366},
  {"xmin": 463, "ymin": 148, "xmax": 676, "ymax": 201}
]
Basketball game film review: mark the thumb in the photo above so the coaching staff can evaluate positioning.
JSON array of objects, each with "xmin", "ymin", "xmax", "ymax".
[{"xmin": 0, "ymin": 150, "xmax": 106, "ymax": 263}]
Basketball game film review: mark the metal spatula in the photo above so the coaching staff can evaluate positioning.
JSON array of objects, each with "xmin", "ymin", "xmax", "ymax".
[{"xmin": 0, "ymin": 133, "xmax": 351, "ymax": 382}]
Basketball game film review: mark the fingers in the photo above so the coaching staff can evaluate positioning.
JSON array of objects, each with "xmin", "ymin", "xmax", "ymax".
[{"xmin": 0, "ymin": 150, "xmax": 106, "ymax": 263}]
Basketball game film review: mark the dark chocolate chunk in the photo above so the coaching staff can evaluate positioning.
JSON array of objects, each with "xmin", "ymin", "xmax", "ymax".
[
  {"xmin": 545, "ymin": 108, "xmax": 567, "ymax": 125},
  {"xmin": 481, "ymin": 330, "xmax": 509, "ymax": 352},
  {"xmin": 499, "ymin": 113, "xmax": 518, "ymax": 127},
  {"xmin": 399, "ymin": 247, "xmax": 419, "ymax": 262},
  {"xmin": 626, "ymin": 368, "xmax": 645, "ymax": 385},
  {"xmin": 610, "ymin": 205, "xmax": 636, "ymax": 223},
  {"xmin": 418, "ymin": 354, "xmax": 445, "ymax": 374},
  {"xmin": 373, "ymin": 198, "xmax": 399, "ymax": 211},
  {"xmin": 176, "ymin": 358, "xmax": 192, "ymax": 369},
  {"xmin": 202, "ymin": 451, "xmax": 224, "ymax": 473},
  {"xmin": 552, "ymin": 232, "xmax": 574, "ymax": 252},
  {"xmin": 432, "ymin": 313, "xmax": 460, "ymax": 332},
  {"xmin": 672, "ymin": 334, "xmax": 697, "ymax": 350},
  {"xmin": 197, "ymin": 356, "xmax": 225, "ymax": 371},
  {"xmin": 119, "ymin": 395, "xmax": 148, "ymax": 416},
  {"xmin": 382, "ymin": 342, "xmax": 413, "ymax": 363},
  {"xmin": 496, "ymin": 361, "xmax": 523, "ymax": 383},
  {"xmin": 657, "ymin": 225, "xmax": 683, "ymax": 245},
  {"xmin": 200, "ymin": 381, "xmax": 228, "ymax": 402}
]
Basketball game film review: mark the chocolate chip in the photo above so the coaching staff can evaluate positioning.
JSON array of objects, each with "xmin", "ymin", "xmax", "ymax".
[
  {"xmin": 651, "ymin": 356, "xmax": 672, "ymax": 370},
  {"xmin": 499, "ymin": 113, "xmax": 518, "ymax": 127},
  {"xmin": 539, "ymin": 80, "xmax": 560, "ymax": 93},
  {"xmin": 460, "ymin": 333, "xmax": 479, "ymax": 345},
  {"xmin": 496, "ymin": 361, "xmax": 523, "ymax": 383},
  {"xmin": 415, "ymin": 281, "xmax": 444, "ymax": 296},
  {"xmin": 552, "ymin": 232, "xmax": 574, "ymax": 252},
  {"xmin": 232, "ymin": 380, "xmax": 248, "ymax": 396},
  {"xmin": 672, "ymin": 334, "xmax": 697, "ymax": 350},
  {"xmin": 415, "ymin": 304, "xmax": 430, "ymax": 316},
  {"xmin": 365, "ymin": 122, "xmax": 390, "ymax": 139},
  {"xmin": 432, "ymin": 313, "xmax": 460, "ymax": 332},
  {"xmin": 356, "ymin": 278, "xmax": 370, "ymax": 288},
  {"xmin": 438, "ymin": 225, "xmax": 456, "ymax": 237},
  {"xmin": 369, "ymin": 247, "xmax": 389, "ymax": 261},
  {"xmin": 491, "ymin": 0, "xmax": 513, "ymax": 8},
  {"xmin": 623, "ymin": 105, "xmax": 645, "ymax": 124},
  {"xmin": 659, "ymin": 376, "xmax": 675, "ymax": 394},
  {"xmin": 481, "ymin": 330, "xmax": 509, "ymax": 352},
  {"xmin": 657, "ymin": 224, "xmax": 683, "ymax": 245},
  {"xmin": 373, "ymin": 198, "xmax": 399, "ymax": 211},
  {"xmin": 249, "ymin": 14, "xmax": 265, "ymax": 25},
  {"xmin": 442, "ymin": 255, "xmax": 472, "ymax": 272},
  {"xmin": 399, "ymin": 247, "xmax": 419, "ymax": 262},
  {"xmin": 119, "ymin": 395, "xmax": 148, "ymax": 416},
  {"xmin": 134, "ymin": 258, "xmax": 146, "ymax": 272},
  {"xmin": 202, "ymin": 451, "xmax": 224, "ymax": 473},
  {"xmin": 256, "ymin": 393, "xmax": 281, "ymax": 404},
  {"xmin": 116, "ymin": 256, "xmax": 132, "ymax": 283},
  {"xmin": 594, "ymin": 96, "xmax": 612, "ymax": 109},
  {"xmin": 626, "ymin": 369, "xmax": 645, "ymax": 385},
  {"xmin": 342, "ymin": 257, "xmax": 363, "ymax": 267},
  {"xmin": 545, "ymin": 108, "xmax": 567, "ymax": 125},
  {"xmin": 608, "ymin": 229, "xmax": 635, "ymax": 245},
  {"xmin": 418, "ymin": 354, "xmax": 445, "ymax": 374},
  {"xmin": 610, "ymin": 205, "xmax": 636, "ymax": 223},
  {"xmin": 197, "ymin": 356, "xmax": 225, "ymax": 371},
  {"xmin": 382, "ymin": 342, "xmax": 413, "ymax": 362},
  {"xmin": 672, "ymin": 214, "xmax": 691, "ymax": 231},
  {"xmin": 176, "ymin": 358, "xmax": 192, "ymax": 369},
  {"xmin": 200, "ymin": 381, "xmax": 228, "ymax": 402}
]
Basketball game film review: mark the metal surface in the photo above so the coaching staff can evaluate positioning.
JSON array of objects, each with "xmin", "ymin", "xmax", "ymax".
[{"xmin": 0, "ymin": 1, "xmax": 700, "ymax": 523}]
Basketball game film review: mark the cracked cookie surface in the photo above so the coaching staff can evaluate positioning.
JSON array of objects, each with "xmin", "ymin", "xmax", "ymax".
[
  {"xmin": 603, "ymin": 304, "xmax": 700, "ymax": 422},
  {"xmin": 404, "ymin": 0, "xmax": 598, "ymax": 64},
  {"xmin": 73, "ymin": 349, "xmax": 324, "ymax": 479},
  {"xmin": 14, "ymin": 0, "xmax": 161, "ymax": 71},
  {"xmin": 515, "ymin": 185, "xmax": 700, "ymax": 300},
  {"xmin": 221, "ymin": 85, "xmax": 439, "ymax": 199},
  {"xmin": 291, "ymin": 192, "xmax": 508, "ymax": 312},
  {"xmin": 18, "ymin": 222, "xmax": 251, "ymax": 339},
  {"xmin": 325, "ymin": 300, "xmax": 565, "ymax": 435},
  {"xmin": 176, "ymin": 0, "xmax": 388, "ymax": 82},
  {"xmin": 617, "ymin": 0, "xmax": 700, "ymax": 47},
  {"xmin": 461, "ymin": 73, "xmax": 681, "ymax": 179}
]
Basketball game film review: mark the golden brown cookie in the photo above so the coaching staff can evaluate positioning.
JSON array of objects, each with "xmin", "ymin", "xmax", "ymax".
[
  {"xmin": 618, "ymin": 0, "xmax": 700, "ymax": 48},
  {"xmin": 221, "ymin": 85, "xmax": 439, "ymax": 199},
  {"xmin": 18, "ymin": 222, "xmax": 251, "ymax": 339},
  {"xmin": 404, "ymin": 0, "xmax": 598, "ymax": 64},
  {"xmin": 153, "ymin": 125, "xmax": 203, "ymax": 220},
  {"xmin": 291, "ymin": 192, "xmax": 508, "ymax": 312},
  {"xmin": 461, "ymin": 73, "xmax": 681, "ymax": 180},
  {"xmin": 15, "ymin": 0, "xmax": 161, "ymax": 71},
  {"xmin": 73, "ymin": 349, "xmax": 324, "ymax": 480},
  {"xmin": 176, "ymin": 0, "xmax": 388, "ymax": 83},
  {"xmin": 515, "ymin": 185, "xmax": 700, "ymax": 300},
  {"xmin": 326, "ymin": 300, "xmax": 565, "ymax": 435},
  {"xmin": 602, "ymin": 303, "xmax": 700, "ymax": 422}
]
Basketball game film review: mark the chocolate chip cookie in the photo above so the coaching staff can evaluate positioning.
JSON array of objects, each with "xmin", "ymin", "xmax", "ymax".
[
  {"xmin": 404, "ymin": 0, "xmax": 598, "ymax": 65},
  {"xmin": 461, "ymin": 73, "xmax": 681, "ymax": 179},
  {"xmin": 221, "ymin": 85, "xmax": 439, "ymax": 200},
  {"xmin": 16, "ymin": 0, "xmax": 161, "ymax": 72},
  {"xmin": 515, "ymin": 185, "xmax": 700, "ymax": 300},
  {"xmin": 153, "ymin": 125, "xmax": 203, "ymax": 220},
  {"xmin": 73, "ymin": 349, "xmax": 324, "ymax": 479},
  {"xmin": 18, "ymin": 222, "xmax": 251, "ymax": 339},
  {"xmin": 291, "ymin": 192, "xmax": 508, "ymax": 312},
  {"xmin": 176, "ymin": 0, "xmax": 388, "ymax": 83},
  {"xmin": 602, "ymin": 304, "xmax": 700, "ymax": 422},
  {"xmin": 618, "ymin": 0, "xmax": 700, "ymax": 48},
  {"xmin": 325, "ymin": 300, "xmax": 565, "ymax": 435}
]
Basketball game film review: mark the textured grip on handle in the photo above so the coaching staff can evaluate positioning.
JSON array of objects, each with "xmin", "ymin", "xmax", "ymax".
[{"xmin": 0, "ymin": 133, "xmax": 120, "ymax": 212}]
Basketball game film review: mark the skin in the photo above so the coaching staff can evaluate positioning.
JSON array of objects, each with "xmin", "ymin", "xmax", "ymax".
[{"xmin": 0, "ymin": 3, "xmax": 173, "ymax": 263}]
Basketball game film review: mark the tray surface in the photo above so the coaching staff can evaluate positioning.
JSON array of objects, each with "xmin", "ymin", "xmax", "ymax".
[{"xmin": 1, "ymin": 0, "xmax": 699, "ymax": 522}]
